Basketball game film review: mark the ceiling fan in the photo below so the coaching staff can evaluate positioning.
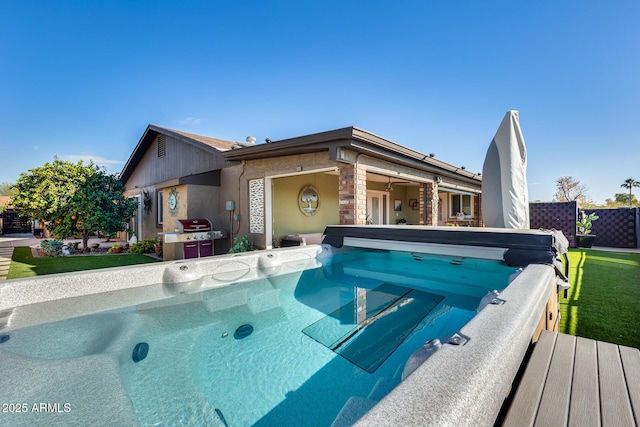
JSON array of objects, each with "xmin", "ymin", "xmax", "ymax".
[{"xmin": 385, "ymin": 177, "xmax": 394, "ymax": 192}]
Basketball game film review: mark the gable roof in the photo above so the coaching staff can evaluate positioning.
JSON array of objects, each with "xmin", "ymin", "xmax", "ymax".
[
  {"xmin": 0, "ymin": 195, "xmax": 11, "ymax": 209},
  {"xmin": 119, "ymin": 124, "xmax": 237, "ymax": 183}
]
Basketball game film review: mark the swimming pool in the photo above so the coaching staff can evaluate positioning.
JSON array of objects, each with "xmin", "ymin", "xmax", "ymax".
[{"xmin": 0, "ymin": 226, "xmax": 568, "ymax": 426}]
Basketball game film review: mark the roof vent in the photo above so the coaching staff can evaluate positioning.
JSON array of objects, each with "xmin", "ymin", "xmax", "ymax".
[
  {"xmin": 245, "ymin": 136, "xmax": 256, "ymax": 144},
  {"xmin": 157, "ymin": 135, "xmax": 166, "ymax": 158}
]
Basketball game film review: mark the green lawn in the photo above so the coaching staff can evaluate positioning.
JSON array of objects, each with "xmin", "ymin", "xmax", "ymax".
[
  {"xmin": 7, "ymin": 247, "xmax": 160, "ymax": 279},
  {"xmin": 560, "ymin": 248, "xmax": 640, "ymax": 349}
]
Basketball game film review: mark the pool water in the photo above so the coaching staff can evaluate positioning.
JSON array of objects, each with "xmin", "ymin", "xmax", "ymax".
[{"xmin": 2, "ymin": 249, "xmax": 517, "ymax": 426}]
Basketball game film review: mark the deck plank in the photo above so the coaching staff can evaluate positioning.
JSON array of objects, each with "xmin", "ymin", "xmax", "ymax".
[
  {"xmin": 534, "ymin": 332, "xmax": 575, "ymax": 427},
  {"xmin": 502, "ymin": 332, "xmax": 640, "ymax": 427},
  {"xmin": 568, "ymin": 337, "xmax": 600, "ymax": 427},
  {"xmin": 502, "ymin": 330, "xmax": 556, "ymax": 427},
  {"xmin": 597, "ymin": 341, "xmax": 635, "ymax": 427},
  {"xmin": 619, "ymin": 345, "xmax": 640, "ymax": 425}
]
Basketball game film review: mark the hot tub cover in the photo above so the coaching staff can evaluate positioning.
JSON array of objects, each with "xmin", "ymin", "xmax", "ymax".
[{"xmin": 321, "ymin": 225, "xmax": 568, "ymax": 267}]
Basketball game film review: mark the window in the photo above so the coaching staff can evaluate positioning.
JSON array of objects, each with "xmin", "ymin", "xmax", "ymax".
[
  {"xmin": 157, "ymin": 190, "xmax": 164, "ymax": 224},
  {"xmin": 449, "ymin": 194, "xmax": 473, "ymax": 217}
]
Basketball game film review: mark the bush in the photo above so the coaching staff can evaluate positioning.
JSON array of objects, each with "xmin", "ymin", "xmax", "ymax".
[
  {"xmin": 40, "ymin": 239, "xmax": 64, "ymax": 257},
  {"xmin": 129, "ymin": 239, "xmax": 157, "ymax": 254},
  {"xmin": 228, "ymin": 235, "xmax": 255, "ymax": 254}
]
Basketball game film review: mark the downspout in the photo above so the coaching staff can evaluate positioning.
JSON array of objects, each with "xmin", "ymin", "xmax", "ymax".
[{"xmin": 231, "ymin": 161, "xmax": 245, "ymax": 247}]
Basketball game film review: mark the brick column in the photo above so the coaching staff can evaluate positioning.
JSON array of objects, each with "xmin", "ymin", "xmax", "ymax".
[
  {"xmin": 339, "ymin": 164, "xmax": 367, "ymax": 225},
  {"xmin": 419, "ymin": 183, "xmax": 439, "ymax": 226},
  {"xmin": 474, "ymin": 194, "xmax": 482, "ymax": 227},
  {"xmin": 419, "ymin": 185, "xmax": 425, "ymax": 225}
]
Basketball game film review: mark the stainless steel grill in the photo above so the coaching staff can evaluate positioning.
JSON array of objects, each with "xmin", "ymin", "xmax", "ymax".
[{"xmin": 165, "ymin": 219, "xmax": 213, "ymax": 243}]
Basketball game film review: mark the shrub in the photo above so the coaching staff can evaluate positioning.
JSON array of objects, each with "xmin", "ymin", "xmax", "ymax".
[
  {"xmin": 40, "ymin": 239, "xmax": 64, "ymax": 257},
  {"xmin": 228, "ymin": 235, "xmax": 255, "ymax": 254},
  {"xmin": 129, "ymin": 239, "xmax": 157, "ymax": 254}
]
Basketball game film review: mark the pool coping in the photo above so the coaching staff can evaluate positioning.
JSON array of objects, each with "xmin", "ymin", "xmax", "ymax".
[
  {"xmin": 0, "ymin": 245, "xmax": 323, "ymax": 331},
  {"xmin": 354, "ymin": 263, "xmax": 554, "ymax": 426}
]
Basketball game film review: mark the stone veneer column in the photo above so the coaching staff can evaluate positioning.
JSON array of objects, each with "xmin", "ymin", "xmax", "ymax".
[
  {"xmin": 474, "ymin": 194, "xmax": 482, "ymax": 227},
  {"xmin": 419, "ymin": 183, "xmax": 439, "ymax": 226},
  {"xmin": 338, "ymin": 164, "xmax": 367, "ymax": 225}
]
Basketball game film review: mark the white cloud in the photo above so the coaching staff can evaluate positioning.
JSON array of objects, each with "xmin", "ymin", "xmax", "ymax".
[{"xmin": 178, "ymin": 117, "xmax": 201, "ymax": 125}]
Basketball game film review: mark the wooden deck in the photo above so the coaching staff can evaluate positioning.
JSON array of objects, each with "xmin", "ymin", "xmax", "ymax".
[{"xmin": 502, "ymin": 330, "xmax": 640, "ymax": 426}]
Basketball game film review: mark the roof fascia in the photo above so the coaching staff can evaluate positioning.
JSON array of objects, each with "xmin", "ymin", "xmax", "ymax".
[
  {"xmin": 221, "ymin": 127, "xmax": 356, "ymax": 161},
  {"xmin": 221, "ymin": 126, "xmax": 480, "ymax": 184}
]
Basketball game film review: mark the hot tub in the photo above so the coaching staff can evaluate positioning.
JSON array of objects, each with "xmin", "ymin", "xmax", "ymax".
[{"xmin": 0, "ymin": 226, "xmax": 568, "ymax": 426}]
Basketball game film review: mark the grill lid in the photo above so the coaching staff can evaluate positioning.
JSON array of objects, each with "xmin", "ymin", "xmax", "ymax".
[{"xmin": 174, "ymin": 219, "xmax": 212, "ymax": 233}]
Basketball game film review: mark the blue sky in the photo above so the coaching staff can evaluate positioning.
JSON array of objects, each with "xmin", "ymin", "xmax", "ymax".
[{"xmin": 1, "ymin": 1, "xmax": 638, "ymax": 203}]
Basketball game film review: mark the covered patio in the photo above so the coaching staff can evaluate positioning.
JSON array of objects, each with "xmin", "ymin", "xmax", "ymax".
[{"xmin": 221, "ymin": 126, "xmax": 483, "ymax": 249}]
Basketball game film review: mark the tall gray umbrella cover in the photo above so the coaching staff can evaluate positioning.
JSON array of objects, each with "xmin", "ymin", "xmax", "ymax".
[{"xmin": 481, "ymin": 110, "xmax": 530, "ymax": 229}]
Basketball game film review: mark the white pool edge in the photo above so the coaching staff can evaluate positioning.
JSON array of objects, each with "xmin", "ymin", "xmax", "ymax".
[{"xmin": 354, "ymin": 264, "xmax": 554, "ymax": 427}]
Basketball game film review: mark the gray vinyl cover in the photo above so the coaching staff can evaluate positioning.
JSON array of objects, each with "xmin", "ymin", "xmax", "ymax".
[
  {"xmin": 481, "ymin": 111, "xmax": 530, "ymax": 229},
  {"xmin": 321, "ymin": 226, "xmax": 568, "ymax": 267}
]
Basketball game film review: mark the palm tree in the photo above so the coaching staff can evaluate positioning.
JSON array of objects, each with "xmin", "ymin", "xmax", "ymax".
[{"xmin": 620, "ymin": 178, "xmax": 640, "ymax": 207}]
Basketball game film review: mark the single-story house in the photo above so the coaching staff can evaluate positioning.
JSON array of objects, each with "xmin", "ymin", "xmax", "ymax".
[{"xmin": 119, "ymin": 125, "xmax": 482, "ymax": 260}]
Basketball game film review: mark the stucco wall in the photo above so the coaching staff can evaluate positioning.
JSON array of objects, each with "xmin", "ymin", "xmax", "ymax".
[
  {"xmin": 221, "ymin": 153, "xmax": 338, "ymax": 249},
  {"xmin": 272, "ymin": 173, "xmax": 339, "ymax": 241}
]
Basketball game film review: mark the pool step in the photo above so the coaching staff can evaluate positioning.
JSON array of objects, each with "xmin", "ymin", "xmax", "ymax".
[
  {"xmin": 0, "ymin": 350, "xmax": 138, "ymax": 426},
  {"xmin": 331, "ymin": 396, "xmax": 377, "ymax": 427},
  {"xmin": 303, "ymin": 283, "xmax": 444, "ymax": 372}
]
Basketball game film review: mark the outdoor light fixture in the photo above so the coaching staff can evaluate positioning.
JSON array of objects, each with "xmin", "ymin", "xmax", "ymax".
[{"xmin": 385, "ymin": 177, "xmax": 393, "ymax": 192}]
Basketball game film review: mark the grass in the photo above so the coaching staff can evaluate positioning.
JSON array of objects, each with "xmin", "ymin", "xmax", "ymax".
[
  {"xmin": 7, "ymin": 247, "xmax": 160, "ymax": 279},
  {"xmin": 560, "ymin": 248, "xmax": 640, "ymax": 349}
]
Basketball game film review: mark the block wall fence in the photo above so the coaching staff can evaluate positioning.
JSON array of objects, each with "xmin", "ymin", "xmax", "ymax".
[{"xmin": 529, "ymin": 202, "xmax": 639, "ymax": 248}]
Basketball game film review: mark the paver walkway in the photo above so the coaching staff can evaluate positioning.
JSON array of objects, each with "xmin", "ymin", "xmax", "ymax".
[{"xmin": 0, "ymin": 247, "xmax": 13, "ymax": 281}]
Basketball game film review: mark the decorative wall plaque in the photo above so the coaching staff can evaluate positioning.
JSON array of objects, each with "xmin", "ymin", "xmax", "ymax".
[{"xmin": 299, "ymin": 185, "xmax": 319, "ymax": 216}]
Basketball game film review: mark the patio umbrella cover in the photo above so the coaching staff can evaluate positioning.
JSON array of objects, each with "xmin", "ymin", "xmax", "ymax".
[{"xmin": 481, "ymin": 110, "xmax": 530, "ymax": 229}]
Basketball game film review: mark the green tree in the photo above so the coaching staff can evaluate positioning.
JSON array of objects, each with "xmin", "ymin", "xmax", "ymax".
[
  {"xmin": 620, "ymin": 178, "xmax": 640, "ymax": 207},
  {"xmin": 0, "ymin": 182, "xmax": 15, "ymax": 213},
  {"xmin": 0, "ymin": 182, "xmax": 16, "ymax": 196},
  {"xmin": 614, "ymin": 193, "xmax": 638, "ymax": 207},
  {"xmin": 11, "ymin": 158, "xmax": 137, "ymax": 251}
]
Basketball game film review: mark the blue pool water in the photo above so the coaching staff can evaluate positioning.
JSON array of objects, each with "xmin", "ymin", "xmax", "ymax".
[{"xmin": 2, "ymin": 248, "xmax": 518, "ymax": 426}]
